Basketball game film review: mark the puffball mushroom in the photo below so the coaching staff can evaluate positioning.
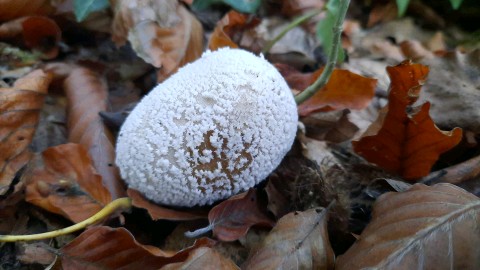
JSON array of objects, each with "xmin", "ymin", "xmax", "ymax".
[{"xmin": 116, "ymin": 48, "xmax": 298, "ymax": 207}]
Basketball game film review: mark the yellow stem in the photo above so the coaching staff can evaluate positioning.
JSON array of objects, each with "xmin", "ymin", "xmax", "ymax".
[{"xmin": 0, "ymin": 197, "xmax": 132, "ymax": 242}]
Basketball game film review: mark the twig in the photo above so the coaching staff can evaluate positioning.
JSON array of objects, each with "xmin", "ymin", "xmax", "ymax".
[
  {"xmin": 0, "ymin": 197, "xmax": 132, "ymax": 242},
  {"xmin": 262, "ymin": 9, "xmax": 321, "ymax": 54},
  {"xmin": 184, "ymin": 223, "xmax": 215, "ymax": 238},
  {"xmin": 294, "ymin": 0, "xmax": 350, "ymax": 105},
  {"xmin": 420, "ymin": 154, "xmax": 480, "ymax": 185}
]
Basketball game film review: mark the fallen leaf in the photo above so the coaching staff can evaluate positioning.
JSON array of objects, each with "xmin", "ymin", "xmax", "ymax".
[
  {"xmin": 128, "ymin": 189, "xmax": 207, "ymax": 221},
  {"xmin": 208, "ymin": 10, "xmax": 259, "ymax": 51},
  {"xmin": 0, "ymin": 69, "xmax": 51, "ymax": 195},
  {"xmin": 280, "ymin": 0, "xmax": 325, "ymax": 17},
  {"xmin": 63, "ymin": 67, "xmax": 125, "ymax": 199},
  {"xmin": 244, "ymin": 208, "xmax": 334, "ymax": 270},
  {"xmin": 161, "ymin": 247, "xmax": 240, "ymax": 270},
  {"xmin": 265, "ymin": 178, "xmax": 291, "ymax": 219},
  {"xmin": 0, "ymin": 16, "xmax": 61, "ymax": 59},
  {"xmin": 336, "ymin": 183, "xmax": 480, "ymax": 269},
  {"xmin": 208, "ymin": 189, "xmax": 275, "ymax": 242},
  {"xmin": 352, "ymin": 61, "xmax": 463, "ymax": 180},
  {"xmin": 0, "ymin": 0, "xmax": 55, "ymax": 21},
  {"xmin": 23, "ymin": 143, "xmax": 112, "ymax": 223},
  {"xmin": 60, "ymin": 226, "xmax": 216, "ymax": 269},
  {"xmin": 111, "ymin": 0, "xmax": 203, "ymax": 81},
  {"xmin": 276, "ymin": 64, "xmax": 377, "ymax": 116}
]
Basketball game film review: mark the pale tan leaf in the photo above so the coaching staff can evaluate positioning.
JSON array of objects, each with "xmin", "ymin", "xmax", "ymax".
[
  {"xmin": 244, "ymin": 208, "xmax": 334, "ymax": 270},
  {"xmin": 336, "ymin": 183, "xmax": 480, "ymax": 269},
  {"xmin": 111, "ymin": 0, "xmax": 203, "ymax": 81},
  {"xmin": 161, "ymin": 247, "xmax": 240, "ymax": 270}
]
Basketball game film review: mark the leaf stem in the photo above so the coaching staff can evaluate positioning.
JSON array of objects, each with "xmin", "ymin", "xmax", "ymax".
[
  {"xmin": 184, "ymin": 223, "xmax": 215, "ymax": 238},
  {"xmin": 294, "ymin": 0, "xmax": 350, "ymax": 105},
  {"xmin": 262, "ymin": 9, "xmax": 321, "ymax": 54},
  {"xmin": 0, "ymin": 197, "xmax": 132, "ymax": 242}
]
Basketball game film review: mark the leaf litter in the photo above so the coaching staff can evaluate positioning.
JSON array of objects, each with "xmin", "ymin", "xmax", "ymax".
[{"xmin": 1, "ymin": 0, "xmax": 480, "ymax": 269}]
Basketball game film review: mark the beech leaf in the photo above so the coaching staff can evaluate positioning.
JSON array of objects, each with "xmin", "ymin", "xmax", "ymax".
[
  {"xmin": 160, "ymin": 247, "xmax": 240, "ymax": 270},
  {"xmin": 111, "ymin": 0, "xmax": 203, "ymax": 81},
  {"xmin": 336, "ymin": 183, "xmax": 480, "ymax": 269},
  {"xmin": 208, "ymin": 189, "xmax": 275, "ymax": 242},
  {"xmin": 24, "ymin": 143, "xmax": 112, "ymax": 223},
  {"xmin": 0, "ymin": 69, "xmax": 51, "ymax": 195},
  {"xmin": 352, "ymin": 60, "xmax": 462, "ymax": 180},
  {"xmin": 60, "ymin": 226, "xmax": 216, "ymax": 269},
  {"xmin": 63, "ymin": 67, "xmax": 125, "ymax": 199},
  {"xmin": 128, "ymin": 189, "xmax": 207, "ymax": 221},
  {"xmin": 0, "ymin": 1, "xmax": 54, "ymax": 21},
  {"xmin": 244, "ymin": 208, "xmax": 335, "ymax": 270}
]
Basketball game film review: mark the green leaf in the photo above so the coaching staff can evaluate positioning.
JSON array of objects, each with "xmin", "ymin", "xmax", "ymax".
[
  {"xmin": 192, "ymin": 0, "xmax": 262, "ymax": 14},
  {"xmin": 74, "ymin": 0, "xmax": 110, "ymax": 22},
  {"xmin": 395, "ymin": 0, "xmax": 410, "ymax": 17},
  {"xmin": 316, "ymin": 0, "xmax": 345, "ymax": 63},
  {"xmin": 449, "ymin": 0, "xmax": 464, "ymax": 9}
]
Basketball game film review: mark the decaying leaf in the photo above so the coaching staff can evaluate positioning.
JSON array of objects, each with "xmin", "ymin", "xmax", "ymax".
[
  {"xmin": 60, "ymin": 226, "xmax": 216, "ymax": 269},
  {"xmin": 207, "ymin": 189, "xmax": 274, "ymax": 242},
  {"xmin": 23, "ymin": 143, "xmax": 112, "ymax": 223},
  {"xmin": 244, "ymin": 208, "xmax": 334, "ymax": 270},
  {"xmin": 0, "ymin": 69, "xmax": 51, "ymax": 195},
  {"xmin": 0, "ymin": 16, "xmax": 61, "ymax": 59},
  {"xmin": 111, "ymin": 0, "xmax": 203, "ymax": 81},
  {"xmin": 161, "ymin": 247, "xmax": 240, "ymax": 270},
  {"xmin": 336, "ymin": 183, "xmax": 480, "ymax": 269},
  {"xmin": 128, "ymin": 189, "xmax": 207, "ymax": 221},
  {"xmin": 276, "ymin": 64, "xmax": 377, "ymax": 117},
  {"xmin": 63, "ymin": 67, "xmax": 125, "ymax": 199},
  {"xmin": 208, "ymin": 10, "xmax": 259, "ymax": 51},
  {"xmin": 0, "ymin": 0, "xmax": 55, "ymax": 21},
  {"xmin": 352, "ymin": 61, "xmax": 463, "ymax": 180}
]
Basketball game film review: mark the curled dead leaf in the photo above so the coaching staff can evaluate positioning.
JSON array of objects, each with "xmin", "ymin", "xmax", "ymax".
[
  {"xmin": 0, "ymin": 16, "xmax": 61, "ymax": 59},
  {"xmin": 24, "ymin": 143, "xmax": 112, "ymax": 223},
  {"xmin": 352, "ymin": 60, "xmax": 463, "ymax": 180},
  {"xmin": 127, "ymin": 189, "xmax": 207, "ymax": 221},
  {"xmin": 244, "ymin": 208, "xmax": 334, "ymax": 270},
  {"xmin": 111, "ymin": 0, "xmax": 203, "ymax": 81},
  {"xmin": 60, "ymin": 226, "xmax": 216, "ymax": 269},
  {"xmin": 63, "ymin": 67, "xmax": 125, "ymax": 199},
  {"xmin": 207, "ymin": 189, "xmax": 274, "ymax": 242},
  {"xmin": 0, "ymin": 69, "xmax": 51, "ymax": 195},
  {"xmin": 208, "ymin": 10, "xmax": 260, "ymax": 51},
  {"xmin": 336, "ymin": 183, "xmax": 480, "ymax": 269}
]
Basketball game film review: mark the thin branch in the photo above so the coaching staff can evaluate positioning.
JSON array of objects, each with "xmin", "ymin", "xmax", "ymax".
[
  {"xmin": 294, "ymin": 0, "xmax": 350, "ymax": 105},
  {"xmin": 262, "ymin": 9, "xmax": 321, "ymax": 54},
  {"xmin": 0, "ymin": 197, "xmax": 132, "ymax": 242}
]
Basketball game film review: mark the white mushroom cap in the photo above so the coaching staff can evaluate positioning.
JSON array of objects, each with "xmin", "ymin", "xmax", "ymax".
[{"xmin": 116, "ymin": 48, "xmax": 298, "ymax": 207}]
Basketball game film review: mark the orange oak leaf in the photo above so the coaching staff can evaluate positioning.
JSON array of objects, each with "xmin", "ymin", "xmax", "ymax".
[
  {"xmin": 276, "ymin": 64, "xmax": 377, "ymax": 117},
  {"xmin": 60, "ymin": 226, "xmax": 216, "ymax": 269},
  {"xmin": 206, "ymin": 189, "xmax": 274, "ymax": 242},
  {"xmin": 352, "ymin": 60, "xmax": 462, "ymax": 180},
  {"xmin": 24, "ymin": 143, "xmax": 112, "ymax": 223},
  {"xmin": 127, "ymin": 189, "xmax": 207, "ymax": 221},
  {"xmin": 0, "ymin": 69, "xmax": 51, "ymax": 195},
  {"xmin": 208, "ymin": 10, "xmax": 260, "ymax": 51}
]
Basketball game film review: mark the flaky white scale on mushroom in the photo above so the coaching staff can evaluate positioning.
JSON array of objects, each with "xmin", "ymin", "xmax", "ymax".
[{"xmin": 115, "ymin": 48, "xmax": 298, "ymax": 207}]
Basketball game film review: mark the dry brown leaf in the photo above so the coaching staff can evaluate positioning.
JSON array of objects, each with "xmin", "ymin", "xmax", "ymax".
[
  {"xmin": 0, "ymin": 69, "xmax": 51, "ymax": 195},
  {"xmin": 336, "ymin": 183, "xmax": 480, "ymax": 269},
  {"xmin": 208, "ymin": 10, "xmax": 260, "ymax": 51},
  {"xmin": 111, "ymin": 0, "xmax": 203, "ymax": 81},
  {"xmin": 23, "ymin": 143, "xmax": 112, "ymax": 223},
  {"xmin": 352, "ymin": 61, "xmax": 463, "ymax": 180},
  {"xmin": 127, "ymin": 188, "xmax": 207, "ymax": 221},
  {"xmin": 207, "ymin": 189, "xmax": 275, "ymax": 242},
  {"xmin": 63, "ymin": 67, "xmax": 125, "ymax": 199},
  {"xmin": 244, "ymin": 208, "xmax": 334, "ymax": 270},
  {"xmin": 161, "ymin": 247, "xmax": 240, "ymax": 270},
  {"xmin": 277, "ymin": 64, "xmax": 377, "ymax": 117},
  {"xmin": 0, "ymin": 0, "xmax": 54, "ymax": 22},
  {"xmin": 60, "ymin": 226, "xmax": 216, "ymax": 269}
]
